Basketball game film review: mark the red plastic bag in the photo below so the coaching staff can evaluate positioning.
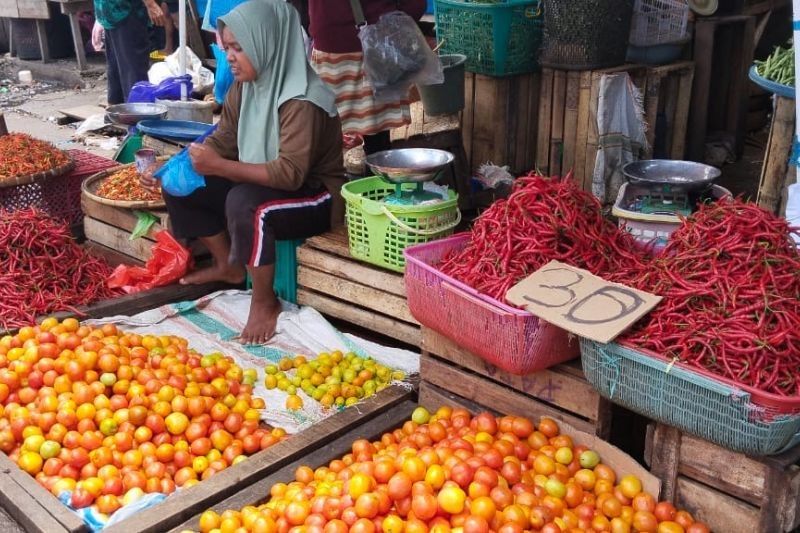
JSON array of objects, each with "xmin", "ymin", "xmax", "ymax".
[{"xmin": 108, "ymin": 231, "xmax": 193, "ymax": 294}]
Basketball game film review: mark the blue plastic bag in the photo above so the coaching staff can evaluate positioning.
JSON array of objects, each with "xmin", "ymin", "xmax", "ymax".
[
  {"xmin": 211, "ymin": 43, "xmax": 234, "ymax": 104},
  {"xmin": 154, "ymin": 125, "xmax": 218, "ymax": 197},
  {"xmin": 127, "ymin": 75, "xmax": 194, "ymax": 104}
]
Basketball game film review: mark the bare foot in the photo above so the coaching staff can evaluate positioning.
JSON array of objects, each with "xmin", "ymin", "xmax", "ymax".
[
  {"xmin": 240, "ymin": 298, "xmax": 281, "ymax": 345},
  {"xmin": 160, "ymin": 47, "xmax": 174, "ymax": 56},
  {"xmin": 179, "ymin": 264, "xmax": 246, "ymax": 285}
]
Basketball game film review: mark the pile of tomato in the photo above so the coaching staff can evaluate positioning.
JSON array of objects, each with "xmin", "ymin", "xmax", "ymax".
[
  {"xmin": 0, "ymin": 317, "xmax": 285, "ymax": 519},
  {"xmin": 195, "ymin": 408, "xmax": 710, "ymax": 533}
]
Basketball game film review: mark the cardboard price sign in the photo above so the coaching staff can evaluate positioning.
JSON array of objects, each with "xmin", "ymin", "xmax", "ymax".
[{"xmin": 506, "ymin": 261, "xmax": 661, "ymax": 344}]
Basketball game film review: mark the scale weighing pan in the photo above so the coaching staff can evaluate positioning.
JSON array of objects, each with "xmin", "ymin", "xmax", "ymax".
[
  {"xmin": 136, "ymin": 119, "xmax": 214, "ymax": 142},
  {"xmin": 105, "ymin": 103, "xmax": 168, "ymax": 126},
  {"xmin": 622, "ymin": 160, "xmax": 721, "ymax": 193},
  {"xmin": 366, "ymin": 148, "xmax": 455, "ymax": 183}
]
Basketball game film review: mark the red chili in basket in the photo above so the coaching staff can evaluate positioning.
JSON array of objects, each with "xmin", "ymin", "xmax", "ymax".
[{"xmin": 0, "ymin": 208, "xmax": 122, "ymax": 330}]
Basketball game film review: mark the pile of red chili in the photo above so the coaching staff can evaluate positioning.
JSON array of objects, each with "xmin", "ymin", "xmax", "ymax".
[
  {"xmin": 439, "ymin": 173, "xmax": 646, "ymax": 300},
  {"xmin": 0, "ymin": 133, "xmax": 71, "ymax": 183},
  {"xmin": 617, "ymin": 199, "xmax": 800, "ymax": 396},
  {"xmin": 439, "ymin": 176, "xmax": 800, "ymax": 396},
  {"xmin": 0, "ymin": 208, "xmax": 120, "ymax": 330}
]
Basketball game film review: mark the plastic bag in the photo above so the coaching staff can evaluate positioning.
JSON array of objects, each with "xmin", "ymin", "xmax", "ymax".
[
  {"xmin": 108, "ymin": 231, "xmax": 193, "ymax": 294},
  {"xmin": 127, "ymin": 75, "xmax": 193, "ymax": 103},
  {"xmin": 211, "ymin": 43, "xmax": 235, "ymax": 104},
  {"xmin": 155, "ymin": 48, "xmax": 215, "ymax": 93},
  {"xmin": 358, "ymin": 11, "xmax": 443, "ymax": 102},
  {"xmin": 153, "ymin": 124, "xmax": 217, "ymax": 197}
]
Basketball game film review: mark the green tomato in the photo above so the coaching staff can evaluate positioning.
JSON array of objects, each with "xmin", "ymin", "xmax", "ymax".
[
  {"xmin": 411, "ymin": 407, "xmax": 430, "ymax": 425},
  {"xmin": 579, "ymin": 450, "xmax": 601, "ymax": 469}
]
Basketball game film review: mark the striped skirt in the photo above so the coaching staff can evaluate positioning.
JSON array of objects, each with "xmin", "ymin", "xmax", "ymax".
[{"xmin": 311, "ymin": 49, "xmax": 411, "ymax": 136}]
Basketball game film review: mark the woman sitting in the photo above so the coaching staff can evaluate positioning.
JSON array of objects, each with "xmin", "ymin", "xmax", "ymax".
[{"xmin": 142, "ymin": 0, "xmax": 345, "ymax": 344}]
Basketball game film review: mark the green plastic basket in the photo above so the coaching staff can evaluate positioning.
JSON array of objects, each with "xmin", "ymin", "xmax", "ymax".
[
  {"xmin": 245, "ymin": 239, "xmax": 303, "ymax": 303},
  {"xmin": 435, "ymin": 0, "xmax": 543, "ymax": 76},
  {"xmin": 580, "ymin": 338, "xmax": 800, "ymax": 455},
  {"xmin": 341, "ymin": 177, "xmax": 460, "ymax": 272}
]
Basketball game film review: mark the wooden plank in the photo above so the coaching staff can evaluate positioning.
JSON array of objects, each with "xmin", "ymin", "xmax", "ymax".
[
  {"xmin": 168, "ymin": 399, "xmax": 419, "ymax": 533},
  {"xmin": 420, "ymin": 354, "xmax": 595, "ymax": 435},
  {"xmin": 670, "ymin": 65, "xmax": 695, "ymax": 159},
  {"xmin": 562, "ymin": 71, "xmax": 579, "ymax": 174},
  {"xmin": 0, "ymin": 1, "xmax": 20, "ymax": 17},
  {"xmin": 107, "ymin": 385, "xmax": 415, "ymax": 533},
  {"xmin": 549, "ymin": 69, "xmax": 566, "ymax": 176},
  {"xmin": 676, "ymin": 477, "xmax": 759, "ymax": 533},
  {"xmin": 18, "ymin": 0, "xmax": 49, "ymax": 19},
  {"xmin": 643, "ymin": 73, "xmax": 661, "ymax": 159},
  {"xmin": 511, "ymin": 73, "xmax": 531, "ymax": 173},
  {"xmin": 296, "ymin": 289, "xmax": 421, "ymax": 347},
  {"xmin": 648, "ymin": 423, "xmax": 682, "ymax": 501},
  {"xmin": 761, "ymin": 462, "xmax": 800, "ymax": 532},
  {"xmin": 304, "ymin": 227, "xmax": 351, "ymax": 259},
  {"xmin": 296, "ymin": 246, "xmax": 406, "ymax": 297},
  {"xmin": 84, "ymin": 217, "xmax": 154, "ymax": 262},
  {"xmin": 573, "ymin": 71, "xmax": 592, "ymax": 185},
  {"xmin": 81, "ymin": 194, "xmax": 169, "ymax": 237},
  {"xmin": 471, "ymin": 75, "xmax": 508, "ymax": 167},
  {"xmin": 297, "ymin": 266, "xmax": 417, "ymax": 325},
  {"xmin": 727, "ymin": 16, "xmax": 756, "ymax": 155},
  {"xmin": 82, "ymin": 282, "xmax": 231, "ymax": 320},
  {"xmin": 583, "ymin": 72, "xmax": 602, "ymax": 192},
  {"xmin": 59, "ymin": 105, "xmax": 107, "ymax": 122},
  {"xmin": 0, "ymin": 113, "xmax": 8, "ymax": 136},
  {"xmin": 536, "ymin": 68, "xmax": 554, "ymax": 174},
  {"xmin": 461, "ymin": 72, "xmax": 475, "ymax": 170},
  {"xmin": 526, "ymin": 73, "xmax": 541, "ymax": 173},
  {"xmin": 688, "ymin": 20, "xmax": 715, "ymax": 161},
  {"xmin": 421, "ymin": 328, "xmax": 597, "ymax": 420},
  {"xmin": 678, "ymin": 433, "xmax": 768, "ymax": 505},
  {"xmin": 0, "ymin": 452, "xmax": 87, "ymax": 532},
  {"xmin": 757, "ymin": 95, "xmax": 795, "ymax": 213},
  {"xmin": 0, "ymin": 473, "xmax": 71, "ymax": 533},
  {"xmin": 35, "ymin": 19, "xmax": 49, "ymax": 61}
]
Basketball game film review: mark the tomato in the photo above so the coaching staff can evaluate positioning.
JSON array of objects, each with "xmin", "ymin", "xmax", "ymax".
[
  {"xmin": 654, "ymin": 501, "xmax": 678, "ymax": 523},
  {"xmin": 410, "ymin": 493, "xmax": 437, "ymax": 521},
  {"xmin": 437, "ymin": 485, "xmax": 466, "ymax": 514},
  {"xmin": 387, "ymin": 472, "xmax": 412, "ymax": 501},
  {"xmin": 685, "ymin": 523, "xmax": 711, "ymax": 533},
  {"xmin": 633, "ymin": 511, "xmax": 659, "ymax": 533},
  {"xmin": 96, "ymin": 494, "xmax": 122, "ymax": 515}
]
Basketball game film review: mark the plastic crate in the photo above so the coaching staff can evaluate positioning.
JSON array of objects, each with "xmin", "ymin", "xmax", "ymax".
[
  {"xmin": 435, "ymin": 0, "xmax": 543, "ymax": 76},
  {"xmin": 580, "ymin": 338, "xmax": 800, "ymax": 455},
  {"xmin": 403, "ymin": 234, "xmax": 579, "ymax": 374},
  {"xmin": 245, "ymin": 239, "xmax": 303, "ymax": 303},
  {"xmin": 611, "ymin": 183, "xmax": 731, "ymax": 253},
  {"xmin": 629, "ymin": 0, "xmax": 689, "ymax": 47},
  {"xmin": 0, "ymin": 149, "xmax": 116, "ymax": 225},
  {"xmin": 341, "ymin": 177, "xmax": 460, "ymax": 273}
]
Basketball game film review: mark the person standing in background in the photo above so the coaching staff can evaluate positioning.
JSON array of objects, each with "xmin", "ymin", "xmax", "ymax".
[
  {"xmin": 92, "ymin": 0, "xmax": 167, "ymax": 104},
  {"xmin": 306, "ymin": 0, "xmax": 426, "ymax": 155}
]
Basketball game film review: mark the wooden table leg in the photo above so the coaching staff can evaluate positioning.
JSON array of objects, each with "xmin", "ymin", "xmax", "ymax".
[
  {"xmin": 35, "ymin": 20, "xmax": 50, "ymax": 63},
  {"xmin": 64, "ymin": 12, "xmax": 88, "ymax": 71}
]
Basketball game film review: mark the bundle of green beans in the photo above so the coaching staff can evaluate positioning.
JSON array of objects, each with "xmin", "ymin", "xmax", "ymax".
[{"xmin": 755, "ymin": 43, "xmax": 795, "ymax": 87}]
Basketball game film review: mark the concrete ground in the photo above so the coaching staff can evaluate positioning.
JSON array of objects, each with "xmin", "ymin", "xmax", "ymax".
[{"xmin": 1, "ymin": 55, "xmax": 118, "ymax": 159}]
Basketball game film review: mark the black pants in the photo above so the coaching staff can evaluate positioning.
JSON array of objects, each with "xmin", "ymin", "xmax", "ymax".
[
  {"xmin": 105, "ymin": 13, "xmax": 150, "ymax": 105},
  {"xmin": 163, "ymin": 177, "xmax": 332, "ymax": 266}
]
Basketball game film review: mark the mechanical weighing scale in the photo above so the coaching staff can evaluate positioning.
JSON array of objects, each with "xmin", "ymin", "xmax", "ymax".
[{"xmin": 366, "ymin": 148, "xmax": 455, "ymax": 205}]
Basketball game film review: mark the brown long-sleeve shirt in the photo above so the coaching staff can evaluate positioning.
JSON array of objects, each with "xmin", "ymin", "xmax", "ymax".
[{"xmin": 205, "ymin": 81, "xmax": 346, "ymax": 224}]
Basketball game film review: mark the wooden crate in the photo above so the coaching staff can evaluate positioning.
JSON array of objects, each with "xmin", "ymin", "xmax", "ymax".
[
  {"xmin": 296, "ymin": 227, "xmax": 420, "ymax": 347},
  {"xmin": 167, "ymin": 395, "xmax": 419, "ymax": 532},
  {"xmin": 0, "ymin": 385, "xmax": 415, "ymax": 533},
  {"xmin": 536, "ymin": 62, "xmax": 693, "ymax": 191},
  {"xmin": 81, "ymin": 192, "xmax": 207, "ymax": 263},
  {"xmin": 141, "ymin": 135, "xmax": 186, "ymax": 157},
  {"xmin": 757, "ymin": 95, "xmax": 796, "ymax": 216},
  {"xmin": 646, "ymin": 422, "xmax": 800, "ymax": 533},
  {"xmin": 420, "ymin": 327, "xmax": 612, "ymax": 439},
  {"xmin": 0, "ymin": 0, "xmax": 49, "ymax": 19},
  {"xmin": 462, "ymin": 72, "xmax": 540, "ymax": 175}
]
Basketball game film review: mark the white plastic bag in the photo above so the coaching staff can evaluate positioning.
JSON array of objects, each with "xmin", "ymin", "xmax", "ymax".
[
  {"xmin": 358, "ymin": 11, "xmax": 443, "ymax": 102},
  {"xmin": 148, "ymin": 48, "xmax": 215, "ymax": 94}
]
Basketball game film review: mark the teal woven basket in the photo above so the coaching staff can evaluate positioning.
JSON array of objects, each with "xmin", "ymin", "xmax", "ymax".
[
  {"xmin": 434, "ymin": 0, "xmax": 543, "ymax": 76},
  {"xmin": 580, "ymin": 338, "xmax": 800, "ymax": 455}
]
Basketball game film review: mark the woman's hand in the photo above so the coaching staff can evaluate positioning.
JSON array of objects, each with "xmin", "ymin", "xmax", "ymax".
[
  {"xmin": 91, "ymin": 21, "xmax": 105, "ymax": 52},
  {"xmin": 140, "ymin": 161, "xmax": 163, "ymax": 192},
  {"xmin": 189, "ymin": 143, "xmax": 224, "ymax": 176},
  {"xmin": 143, "ymin": 0, "xmax": 167, "ymax": 26}
]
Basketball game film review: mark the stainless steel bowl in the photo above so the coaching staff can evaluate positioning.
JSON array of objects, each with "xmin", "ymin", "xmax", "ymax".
[
  {"xmin": 366, "ymin": 148, "xmax": 455, "ymax": 184},
  {"xmin": 622, "ymin": 159, "xmax": 721, "ymax": 192},
  {"xmin": 105, "ymin": 103, "xmax": 169, "ymax": 126}
]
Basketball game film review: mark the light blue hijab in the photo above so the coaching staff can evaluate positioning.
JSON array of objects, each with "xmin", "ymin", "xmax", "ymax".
[{"xmin": 218, "ymin": 0, "xmax": 338, "ymax": 164}]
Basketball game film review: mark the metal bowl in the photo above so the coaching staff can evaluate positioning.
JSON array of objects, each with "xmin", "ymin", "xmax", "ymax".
[
  {"xmin": 622, "ymin": 159, "xmax": 721, "ymax": 192},
  {"xmin": 366, "ymin": 148, "xmax": 455, "ymax": 184},
  {"xmin": 105, "ymin": 103, "xmax": 169, "ymax": 126}
]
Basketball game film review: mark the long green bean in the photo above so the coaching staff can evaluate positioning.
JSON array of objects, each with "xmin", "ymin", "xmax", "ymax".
[{"xmin": 755, "ymin": 42, "xmax": 795, "ymax": 87}]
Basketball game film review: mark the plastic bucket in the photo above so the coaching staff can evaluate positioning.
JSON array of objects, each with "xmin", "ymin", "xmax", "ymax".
[{"xmin": 418, "ymin": 54, "xmax": 467, "ymax": 116}]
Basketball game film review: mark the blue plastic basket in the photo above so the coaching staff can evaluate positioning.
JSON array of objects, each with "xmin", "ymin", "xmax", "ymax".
[
  {"xmin": 580, "ymin": 338, "xmax": 800, "ymax": 455},
  {"xmin": 434, "ymin": 0, "xmax": 543, "ymax": 76},
  {"xmin": 245, "ymin": 239, "xmax": 303, "ymax": 303},
  {"xmin": 749, "ymin": 65, "xmax": 795, "ymax": 99}
]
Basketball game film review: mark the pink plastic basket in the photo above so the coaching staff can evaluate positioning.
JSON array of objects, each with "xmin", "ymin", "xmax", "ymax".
[
  {"xmin": 0, "ymin": 150, "xmax": 117, "ymax": 225},
  {"xmin": 404, "ymin": 234, "xmax": 579, "ymax": 374}
]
